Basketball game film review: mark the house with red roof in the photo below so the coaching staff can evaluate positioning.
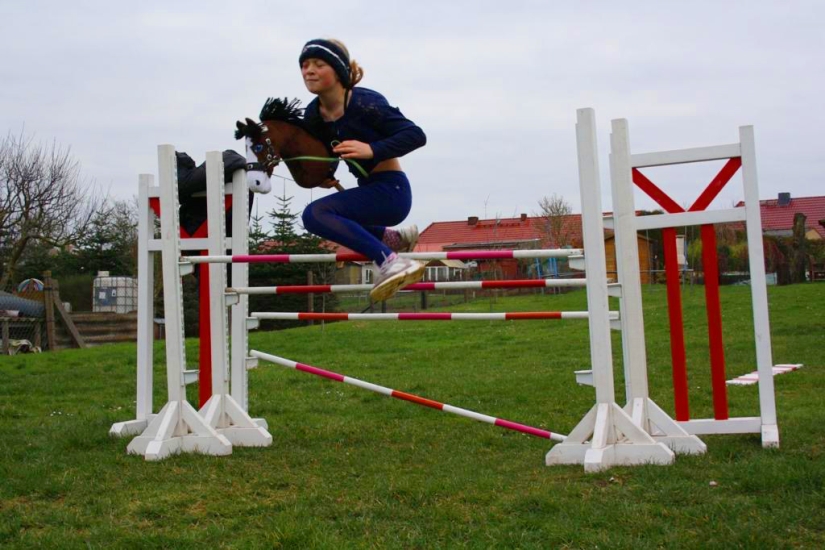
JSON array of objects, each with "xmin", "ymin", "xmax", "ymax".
[
  {"xmin": 740, "ymin": 193, "xmax": 825, "ymax": 240},
  {"xmin": 416, "ymin": 213, "xmax": 583, "ymax": 252}
]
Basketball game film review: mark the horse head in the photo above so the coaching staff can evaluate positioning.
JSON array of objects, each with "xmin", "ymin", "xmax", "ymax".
[
  {"xmin": 236, "ymin": 97, "xmax": 336, "ymax": 190},
  {"xmin": 235, "ymin": 117, "xmax": 273, "ymax": 194}
]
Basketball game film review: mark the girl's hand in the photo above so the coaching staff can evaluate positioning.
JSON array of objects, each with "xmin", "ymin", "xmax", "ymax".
[
  {"xmin": 320, "ymin": 178, "xmax": 340, "ymax": 189},
  {"xmin": 333, "ymin": 140, "xmax": 374, "ymax": 160}
]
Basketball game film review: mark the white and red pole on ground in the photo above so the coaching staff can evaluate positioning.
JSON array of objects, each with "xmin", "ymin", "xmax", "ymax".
[{"xmin": 251, "ymin": 350, "xmax": 566, "ymax": 442}]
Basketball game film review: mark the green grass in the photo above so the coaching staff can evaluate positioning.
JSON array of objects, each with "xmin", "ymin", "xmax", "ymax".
[{"xmin": 1, "ymin": 284, "xmax": 823, "ymax": 548}]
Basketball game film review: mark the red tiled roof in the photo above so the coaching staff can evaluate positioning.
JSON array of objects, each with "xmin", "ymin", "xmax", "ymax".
[
  {"xmin": 735, "ymin": 195, "xmax": 825, "ymax": 238},
  {"xmin": 417, "ymin": 215, "xmax": 585, "ymax": 252}
]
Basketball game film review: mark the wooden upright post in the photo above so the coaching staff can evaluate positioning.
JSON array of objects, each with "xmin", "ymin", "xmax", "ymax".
[
  {"xmin": 52, "ymin": 280, "xmax": 86, "ymax": 349},
  {"xmin": 43, "ymin": 272, "xmax": 57, "ymax": 351},
  {"xmin": 2, "ymin": 318, "xmax": 9, "ymax": 355}
]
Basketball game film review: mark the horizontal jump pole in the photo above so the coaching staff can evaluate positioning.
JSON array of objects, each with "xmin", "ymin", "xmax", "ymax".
[
  {"xmin": 184, "ymin": 248, "xmax": 584, "ymax": 264},
  {"xmin": 228, "ymin": 278, "xmax": 589, "ymax": 295},
  {"xmin": 251, "ymin": 350, "xmax": 566, "ymax": 442},
  {"xmin": 251, "ymin": 311, "xmax": 610, "ymax": 321}
]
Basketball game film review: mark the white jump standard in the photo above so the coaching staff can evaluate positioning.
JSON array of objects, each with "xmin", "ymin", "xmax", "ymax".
[
  {"xmin": 124, "ymin": 147, "xmax": 232, "ymax": 460},
  {"xmin": 607, "ymin": 117, "xmax": 778, "ymax": 447},
  {"xmin": 195, "ymin": 152, "xmax": 271, "ymax": 448},
  {"xmin": 122, "ymin": 147, "xmax": 272, "ymax": 460},
  {"xmin": 545, "ymin": 109, "xmax": 677, "ymax": 470}
]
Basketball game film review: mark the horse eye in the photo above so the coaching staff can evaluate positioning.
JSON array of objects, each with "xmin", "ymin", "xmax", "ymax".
[{"xmin": 252, "ymin": 144, "xmax": 263, "ymax": 153}]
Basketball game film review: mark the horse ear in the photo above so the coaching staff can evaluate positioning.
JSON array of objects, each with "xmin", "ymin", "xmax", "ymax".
[
  {"xmin": 234, "ymin": 120, "xmax": 246, "ymax": 140},
  {"xmin": 244, "ymin": 118, "xmax": 262, "ymax": 139}
]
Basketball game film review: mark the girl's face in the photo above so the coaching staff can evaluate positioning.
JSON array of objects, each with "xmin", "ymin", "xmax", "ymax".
[{"xmin": 301, "ymin": 58, "xmax": 340, "ymax": 94}]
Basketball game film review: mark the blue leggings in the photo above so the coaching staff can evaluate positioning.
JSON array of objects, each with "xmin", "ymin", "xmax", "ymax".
[{"xmin": 302, "ymin": 171, "xmax": 412, "ymax": 264}]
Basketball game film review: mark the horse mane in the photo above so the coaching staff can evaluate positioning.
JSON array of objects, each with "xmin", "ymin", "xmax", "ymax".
[{"xmin": 259, "ymin": 97, "xmax": 304, "ymax": 124}]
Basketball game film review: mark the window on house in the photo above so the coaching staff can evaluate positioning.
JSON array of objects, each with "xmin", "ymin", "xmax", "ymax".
[
  {"xmin": 429, "ymin": 267, "xmax": 447, "ymax": 281},
  {"xmin": 364, "ymin": 268, "xmax": 373, "ymax": 284}
]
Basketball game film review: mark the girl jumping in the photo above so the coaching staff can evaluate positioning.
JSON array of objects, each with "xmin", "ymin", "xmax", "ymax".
[{"xmin": 298, "ymin": 38, "xmax": 426, "ymax": 301}]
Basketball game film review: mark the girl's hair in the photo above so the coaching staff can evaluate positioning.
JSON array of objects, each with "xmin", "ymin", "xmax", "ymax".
[{"xmin": 328, "ymin": 38, "xmax": 364, "ymax": 88}]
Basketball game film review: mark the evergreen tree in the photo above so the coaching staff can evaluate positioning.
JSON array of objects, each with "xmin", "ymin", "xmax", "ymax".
[
  {"xmin": 270, "ymin": 192, "xmax": 300, "ymax": 247},
  {"xmin": 248, "ymin": 212, "xmax": 271, "ymax": 252},
  {"xmin": 72, "ymin": 200, "xmax": 138, "ymax": 276}
]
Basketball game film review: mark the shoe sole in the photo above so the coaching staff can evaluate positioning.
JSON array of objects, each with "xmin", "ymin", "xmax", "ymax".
[{"xmin": 369, "ymin": 262, "xmax": 426, "ymax": 302}]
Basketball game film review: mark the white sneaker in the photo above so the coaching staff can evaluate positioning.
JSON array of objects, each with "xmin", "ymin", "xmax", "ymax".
[
  {"xmin": 370, "ymin": 254, "xmax": 426, "ymax": 301},
  {"xmin": 395, "ymin": 224, "xmax": 419, "ymax": 253}
]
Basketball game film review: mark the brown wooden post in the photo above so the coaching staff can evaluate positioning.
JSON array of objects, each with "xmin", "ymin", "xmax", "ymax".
[
  {"xmin": 420, "ymin": 291, "xmax": 427, "ymax": 310},
  {"xmin": 44, "ymin": 272, "xmax": 57, "ymax": 351},
  {"xmin": 307, "ymin": 271, "xmax": 314, "ymax": 326},
  {"xmin": 2, "ymin": 318, "xmax": 9, "ymax": 355},
  {"xmin": 45, "ymin": 273, "xmax": 86, "ymax": 349}
]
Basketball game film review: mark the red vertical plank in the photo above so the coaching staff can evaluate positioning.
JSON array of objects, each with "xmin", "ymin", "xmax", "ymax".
[
  {"xmin": 663, "ymin": 227, "xmax": 690, "ymax": 420},
  {"xmin": 198, "ymin": 258, "xmax": 212, "ymax": 407},
  {"xmin": 700, "ymin": 225, "xmax": 729, "ymax": 420}
]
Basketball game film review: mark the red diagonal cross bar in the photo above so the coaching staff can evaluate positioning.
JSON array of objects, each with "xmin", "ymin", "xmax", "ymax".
[
  {"xmin": 631, "ymin": 157, "xmax": 742, "ymax": 214},
  {"xmin": 631, "ymin": 169, "xmax": 684, "ymax": 213}
]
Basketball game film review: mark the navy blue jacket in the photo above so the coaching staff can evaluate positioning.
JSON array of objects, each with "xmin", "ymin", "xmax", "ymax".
[{"xmin": 303, "ymin": 87, "xmax": 426, "ymax": 181}]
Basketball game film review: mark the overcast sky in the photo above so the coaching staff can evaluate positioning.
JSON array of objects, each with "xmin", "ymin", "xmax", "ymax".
[{"xmin": 2, "ymin": 1, "xmax": 823, "ymax": 232}]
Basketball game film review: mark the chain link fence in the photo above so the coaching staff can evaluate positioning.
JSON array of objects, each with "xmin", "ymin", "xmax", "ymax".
[{"xmin": 0, "ymin": 278, "xmax": 45, "ymax": 354}]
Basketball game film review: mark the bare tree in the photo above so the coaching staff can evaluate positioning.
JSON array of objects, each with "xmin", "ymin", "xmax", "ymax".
[
  {"xmin": 536, "ymin": 193, "xmax": 573, "ymax": 247},
  {"xmin": 0, "ymin": 131, "xmax": 104, "ymax": 288}
]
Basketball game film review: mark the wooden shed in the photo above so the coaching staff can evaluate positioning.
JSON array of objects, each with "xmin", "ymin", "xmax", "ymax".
[{"xmin": 604, "ymin": 234, "xmax": 655, "ymax": 285}]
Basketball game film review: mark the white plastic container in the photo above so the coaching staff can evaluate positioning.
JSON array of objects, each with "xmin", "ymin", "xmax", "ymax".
[{"xmin": 93, "ymin": 275, "xmax": 138, "ymax": 313}]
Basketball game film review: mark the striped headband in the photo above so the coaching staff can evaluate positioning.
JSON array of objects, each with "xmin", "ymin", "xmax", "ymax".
[{"xmin": 299, "ymin": 39, "xmax": 352, "ymax": 88}]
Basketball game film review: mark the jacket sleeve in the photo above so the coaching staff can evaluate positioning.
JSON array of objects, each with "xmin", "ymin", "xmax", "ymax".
[{"xmin": 366, "ymin": 94, "xmax": 427, "ymax": 163}]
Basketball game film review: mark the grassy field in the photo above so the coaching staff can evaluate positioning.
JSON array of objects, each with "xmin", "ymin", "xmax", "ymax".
[{"xmin": 1, "ymin": 284, "xmax": 823, "ymax": 548}]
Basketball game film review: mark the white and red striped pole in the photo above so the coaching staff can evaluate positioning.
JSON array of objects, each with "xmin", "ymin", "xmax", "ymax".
[
  {"xmin": 228, "ymin": 278, "xmax": 588, "ymax": 295},
  {"xmin": 185, "ymin": 248, "xmax": 583, "ymax": 264},
  {"xmin": 251, "ymin": 311, "xmax": 612, "ymax": 321},
  {"xmin": 251, "ymin": 351, "xmax": 566, "ymax": 442}
]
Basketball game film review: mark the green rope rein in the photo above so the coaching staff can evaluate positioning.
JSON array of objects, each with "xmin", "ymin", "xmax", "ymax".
[{"xmin": 282, "ymin": 155, "xmax": 369, "ymax": 179}]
